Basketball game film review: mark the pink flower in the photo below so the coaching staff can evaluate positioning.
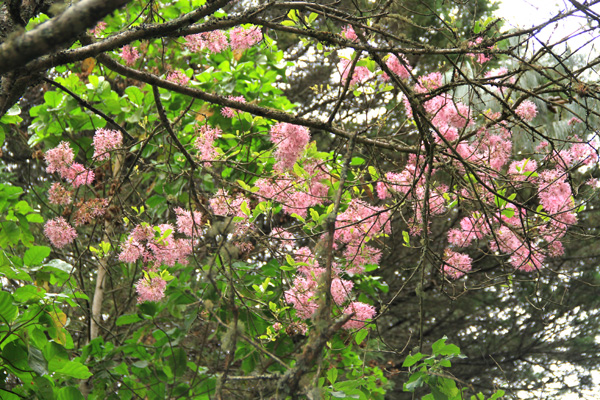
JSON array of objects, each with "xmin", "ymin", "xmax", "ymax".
[
  {"xmin": 44, "ymin": 217, "xmax": 77, "ymax": 248},
  {"xmin": 273, "ymin": 322, "xmax": 283, "ymax": 331},
  {"xmin": 382, "ymin": 54, "xmax": 411, "ymax": 81},
  {"xmin": 342, "ymin": 301, "xmax": 376, "ymax": 329},
  {"xmin": 166, "ymin": 70, "xmax": 190, "ymax": 85},
  {"xmin": 45, "ymin": 142, "xmax": 74, "ymax": 175},
  {"xmin": 120, "ymin": 45, "xmax": 140, "ymax": 66},
  {"xmin": 64, "ymin": 163, "xmax": 95, "ymax": 187},
  {"xmin": 89, "ymin": 21, "xmax": 107, "ymax": 36},
  {"xmin": 119, "ymin": 240, "xmax": 145, "ymax": 263},
  {"xmin": 515, "ymin": 100, "xmax": 537, "ymax": 121},
  {"xmin": 73, "ymin": 198, "xmax": 108, "ymax": 226},
  {"xmin": 209, "ymin": 189, "xmax": 247, "ymax": 218},
  {"xmin": 341, "ymin": 25, "xmax": 358, "ymax": 42},
  {"xmin": 442, "ymin": 250, "xmax": 472, "ymax": 279},
  {"xmin": 93, "ymin": 128, "xmax": 122, "ymax": 161},
  {"xmin": 270, "ymin": 123, "xmax": 310, "ymax": 171},
  {"xmin": 204, "ymin": 30, "xmax": 229, "ymax": 53},
  {"xmin": 414, "ymin": 72, "xmax": 443, "ymax": 93},
  {"xmin": 229, "ymin": 26, "xmax": 262, "ymax": 51},
  {"xmin": 194, "ymin": 125, "xmax": 222, "ymax": 166},
  {"xmin": 174, "ymin": 207, "xmax": 203, "ymax": 237},
  {"xmin": 338, "ymin": 58, "xmax": 372, "ymax": 86},
  {"xmin": 135, "ymin": 275, "xmax": 167, "ymax": 303},
  {"xmin": 48, "ymin": 183, "xmax": 72, "ymax": 205},
  {"xmin": 221, "ymin": 95, "xmax": 246, "ymax": 118},
  {"xmin": 331, "ymin": 278, "xmax": 354, "ymax": 305},
  {"xmin": 284, "ymin": 276, "xmax": 319, "ymax": 319}
]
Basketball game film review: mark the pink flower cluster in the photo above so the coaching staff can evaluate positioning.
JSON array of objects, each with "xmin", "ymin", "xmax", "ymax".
[
  {"xmin": 255, "ymin": 160, "xmax": 329, "ymax": 218},
  {"xmin": 44, "ymin": 217, "xmax": 77, "ymax": 248},
  {"xmin": 338, "ymin": 58, "xmax": 372, "ymax": 86},
  {"xmin": 467, "ymin": 37, "xmax": 492, "ymax": 64},
  {"xmin": 135, "ymin": 275, "xmax": 167, "ymax": 303},
  {"xmin": 442, "ymin": 249, "xmax": 473, "ymax": 279},
  {"xmin": 119, "ymin": 223, "xmax": 192, "ymax": 267},
  {"xmin": 89, "ymin": 21, "xmax": 107, "ymax": 36},
  {"xmin": 342, "ymin": 301, "xmax": 376, "ymax": 330},
  {"xmin": 382, "ymin": 54, "xmax": 411, "ymax": 81},
  {"xmin": 283, "ymin": 245, "xmax": 375, "ymax": 329},
  {"xmin": 93, "ymin": 128, "xmax": 122, "ymax": 161},
  {"xmin": 45, "ymin": 142, "xmax": 94, "ymax": 187},
  {"xmin": 269, "ymin": 123, "xmax": 310, "ymax": 171},
  {"xmin": 209, "ymin": 189, "xmax": 248, "ymax": 218},
  {"xmin": 341, "ymin": 25, "xmax": 358, "ymax": 42},
  {"xmin": 221, "ymin": 96, "xmax": 246, "ymax": 118},
  {"xmin": 73, "ymin": 198, "xmax": 108, "ymax": 226},
  {"xmin": 120, "ymin": 45, "xmax": 140, "ymax": 66},
  {"xmin": 174, "ymin": 207, "xmax": 203, "ymax": 237},
  {"xmin": 167, "ymin": 70, "xmax": 190, "ymax": 86},
  {"xmin": 229, "ymin": 26, "xmax": 263, "ymax": 51},
  {"xmin": 515, "ymin": 100, "xmax": 537, "ymax": 121},
  {"xmin": 48, "ymin": 183, "xmax": 72, "ymax": 205},
  {"xmin": 184, "ymin": 26, "xmax": 262, "ymax": 54},
  {"xmin": 194, "ymin": 125, "xmax": 222, "ymax": 166}
]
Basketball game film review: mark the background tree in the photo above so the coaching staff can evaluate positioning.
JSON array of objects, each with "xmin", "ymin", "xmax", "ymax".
[{"xmin": 0, "ymin": 1, "xmax": 599, "ymax": 399}]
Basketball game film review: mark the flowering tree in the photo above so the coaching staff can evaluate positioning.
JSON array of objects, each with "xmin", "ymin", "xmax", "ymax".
[{"xmin": 0, "ymin": 0, "xmax": 599, "ymax": 399}]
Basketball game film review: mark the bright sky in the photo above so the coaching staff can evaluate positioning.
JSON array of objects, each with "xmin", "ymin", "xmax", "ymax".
[{"xmin": 495, "ymin": 0, "xmax": 600, "ymax": 56}]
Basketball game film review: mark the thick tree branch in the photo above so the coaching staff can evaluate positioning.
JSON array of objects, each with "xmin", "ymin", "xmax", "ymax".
[{"xmin": 0, "ymin": 0, "xmax": 131, "ymax": 74}]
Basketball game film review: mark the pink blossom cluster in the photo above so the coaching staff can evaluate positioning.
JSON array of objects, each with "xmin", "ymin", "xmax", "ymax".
[
  {"xmin": 341, "ymin": 25, "xmax": 358, "ymax": 42},
  {"xmin": 184, "ymin": 26, "xmax": 262, "ymax": 54},
  {"xmin": 135, "ymin": 275, "xmax": 167, "ymax": 303},
  {"xmin": 255, "ymin": 168, "xmax": 329, "ymax": 218},
  {"xmin": 382, "ymin": 54, "xmax": 411, "ymax": 81},
  {"xmin": 269, "ymin": 123, "xmax": 310, "ymax": 171},
  {"xmin": 45, "ymin": 142, "xmax": 74, "ymax": 174},
  {"xmin": 414, "ymin": 72, "xmax": 443, "ymax": 94},
  {"xmin": 342, "ymin": 301, "xmax": 377, "ymax": 329},
  {"xmin": 120, "ymin": 45, "xmax": 140, "ymax": 66},
  {"xmin": 45, "ymin": 142, "xmax": 94, "ymax": 187},
  {"xmin": 167, "ymin": 70, "xmax": 190, "ymax": 86},
  {"xmin": 44, "ymin": 217, "xmax": 78, "ymax": 248},
  {"xmin": 334, "ymin": 199, "xmax": 391, "ymax": 253},
  {"xmin": 73, "ymin": 198, "xmax": 108, "ymax": 226},
  {"xmin": 93, "ymin": 128, "xmax": 122, "ymax": 161},
  {"xmin": 229, "ymin": 26, "xmax": 263, "ymax": 51},
  {"xmin": 174, "ymin": 207, "xmax": 203, "ymax": 237},
  {"xmin": 442, "ymin": 249, "xmax": 473, "ymax": 279},
  {"xmin": 515, "ymin": 100, "xmax": 537, "ymax": 121},
  {"xmin": 48, "ymin": 183, "xmax": 72, "ymax": 205},
  {"xmin": 89, "ymin": 21, "xmax": 107, "ymax": 36},
  {"xmin": 209, "ymin": 189, "xmax": 248, "ymax": 218},
  {"xmin": 338, "ymin": 58, "xmax": 372, "ymax": 86},
  {"xmin": 221, "ymin": 96, "xmax": 246, "ymax": 118},
  {"xmin": 467, "ymin": 37, "xmax": 492, "ymax": 64},
  {"xmin": 119, "ymin": 223, "xmax": 192, "ymax": 267},
  {"xmin": 283, "ymin": 245, "xmax": 374, "ymax": 329},
  {"xmin": 185, "ymin": 30, "xmax": 228, "ymax": 53},
  {"xmin": 194, "ymin": 125, "xmax": 222, "ymax": 166}
]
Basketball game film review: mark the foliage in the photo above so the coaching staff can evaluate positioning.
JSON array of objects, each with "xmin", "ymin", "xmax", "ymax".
[{"xmin": 0, "ymin": 0, "xmax": 599, "ymax": 399}]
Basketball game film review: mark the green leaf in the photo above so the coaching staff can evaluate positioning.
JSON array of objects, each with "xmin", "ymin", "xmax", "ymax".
[
  {"xmin": 116, "ymin": 314, "xmax": 142, "ymax": 326},
  {"xmin": 0, "ymin": 291, "xmax": 18, "ymax": 322},
  {"xmin": 28, "ymin": 345, "xmax": 48, "ymax": 376},
  {"xmin": 402, "ymin": 352, "xmax": 424, "ymax": 367},
  {"xmin": 355, "ymin": 329, "xmax": 368, "ymax": 345},
  {"xmin": 55, "ymin": 361, "xmax": 93, "ymax": 379},
  {"xmin": 327, "ymin": 367, "xmax": 338, "ymax": 384},
  {"xmin": 24, "ymin": 246, "xmax": 51, "ymax": 266},
  {"xmin": 57, "ymin": 386, "xmax": 85, "ymax": 400}
]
